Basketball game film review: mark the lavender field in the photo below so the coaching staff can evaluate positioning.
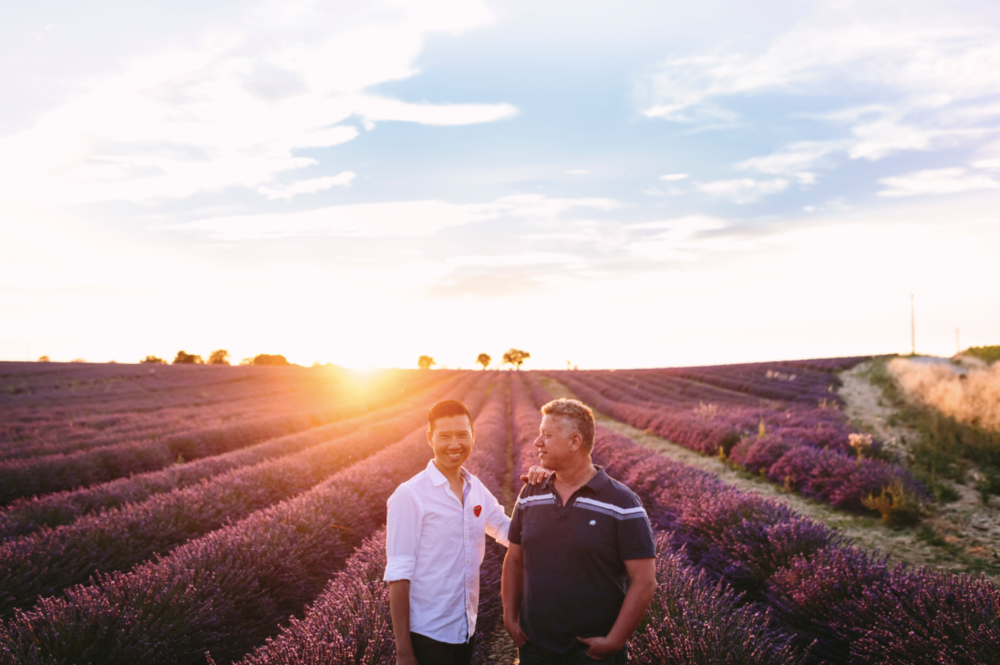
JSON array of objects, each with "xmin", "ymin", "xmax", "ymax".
[{"xmin": 1, "ymin": 360, "xmax": 997, "ymax": 664}]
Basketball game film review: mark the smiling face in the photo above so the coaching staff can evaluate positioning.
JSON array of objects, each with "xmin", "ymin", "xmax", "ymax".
[
  {"xmin": 534, "ymin": 413, "xmax": 582, "ymax": 471},
  {"xmin": 427, "ymin": 414, "xmax": 475, "ymax": 474}
]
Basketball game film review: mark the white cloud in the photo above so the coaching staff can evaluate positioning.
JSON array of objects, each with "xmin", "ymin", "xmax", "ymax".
[
  {"xmin": 736, "ymin": 141, "xmax": 843, "ymax": 181},
  {"xmin": 639, "ymin": 2, "xmax": 1000, "ymax": 163},
  {"xmin": 696, "ymin": 178, "xmax": 789, "ymax": 204},
  {"xmin": 877, "ymin": 168, "xmax": 998, "ymax": 197},
  {"xmin": 350, "ymin": 94, "xmax": 517, "ymax": 126},
  {"xmin": 566, "ymin": 169, "xmax": 590, "ymax": 175},
  {"xmin": 625, "ymin": 215, "xmax": 734, "ymax": 261},
  {"xmin": 0, "ymin": 0, "xmax": 514, "ymax": 205},
  {"xmin": 258, "ymin": 172, "xmax": 356, "ymax": 200},
  {"xmin": 166, "ymin": 193, "xmax": 621, "ymax": 240},
  {"xmin": 659, "ymin": 173, "xmax": 689, "ymax": 181}
]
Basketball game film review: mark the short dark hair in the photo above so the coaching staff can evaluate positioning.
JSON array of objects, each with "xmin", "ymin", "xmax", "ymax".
[
  {"xmin": 541, "ymin": 398, "xmax": 595, "ymax": 453},
  {"xmin": 428, "ymin": 399, "xmax": 473, "ymax": 432}
]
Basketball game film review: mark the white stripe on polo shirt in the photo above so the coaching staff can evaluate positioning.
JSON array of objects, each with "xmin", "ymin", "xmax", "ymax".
[
  {"xmin": 383, "ymin": 459, "xmax": 510, "ymax": 644},
  {"xmin": 517, "ymin": 493, "xmax": 557, "ymax": 507},
  {"xmin": 574, "ymin": 497, "xmax": 648, "ymax": 520}
]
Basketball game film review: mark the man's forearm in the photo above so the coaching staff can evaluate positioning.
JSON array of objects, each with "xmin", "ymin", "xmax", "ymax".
[
  {"xmin": 603, "ymin": 561, "xmax": 657, "ymax": 649},
  {"xmin": 388, "ymin": 580, "xmax": 414, "ymax": 657},
  {"xmin": 501, "ymin": 550, "xmax": 524, "ymax": 619}
]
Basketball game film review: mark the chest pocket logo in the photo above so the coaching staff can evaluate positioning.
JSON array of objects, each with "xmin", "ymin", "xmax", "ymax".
[{"xmin": 474, "ymin": 505, "xmax": 482, "ymax": 517}]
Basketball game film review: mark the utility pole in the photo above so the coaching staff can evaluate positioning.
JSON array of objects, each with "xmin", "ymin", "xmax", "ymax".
[{"xmin": 910, "ymin": 294, "xmax": 915, "ymax": 356}]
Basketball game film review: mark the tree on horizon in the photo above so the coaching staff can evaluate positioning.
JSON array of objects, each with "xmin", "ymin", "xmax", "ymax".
[
  {"xmin": 141, "ymin": 355, "xmax": 166, "ymax": 364},
  {"xmin": 418, "ymin": 355, "xmax": 436, "ymax": 370},
  {"xmin": 503, "ymin": 349, "xmax": 530, "ymax": 370},
  {"xmin": 173, "ymin": 351, "xmax": 203, "ymax": 364},
  {"xmin": 207, "ymin": 349, "xmax": 231, "ymax": 365},
  {"xmin": 476, "ymin": 353, "xmax": 491, "ymax": 370},
  {"xmin": 241, "ymin": 354, "xmax": 290, "ymax": 366}
]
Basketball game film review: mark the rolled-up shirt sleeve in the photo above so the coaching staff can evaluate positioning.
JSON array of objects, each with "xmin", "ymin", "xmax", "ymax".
[
  {"xmin": 483, "ymin": 489, "xmax": 510, "ymax": 548},
  {"xmin": 384, "ymin": 485, "xmax": 422, "ymax": 582}
]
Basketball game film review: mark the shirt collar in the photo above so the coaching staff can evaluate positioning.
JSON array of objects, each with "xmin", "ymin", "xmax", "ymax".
[
  {"xmin": 426, "ymin": 458, "xmax": 470, "ymax": 486},
  {"xmin": 542, "ymin": 465, "xmax": 609, "ymax": 494}
]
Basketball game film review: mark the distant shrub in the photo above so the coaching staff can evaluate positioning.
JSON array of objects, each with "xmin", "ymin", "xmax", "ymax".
[
  {"xmin": 241, "ymin": 354, "xmax": 290, "ymax": 366},
  {"xmin": 141, "ymin": 355, "xmax": 167, "ymax": 364},
  {"xmin": 37, "ymin": 355, "xmax": 50, "ymax": 362},
  {"xmin": 890, "ymin": 357, "xmax": 1000, "ymax": 432},
  {"xmin": 862, "ymin": 480, "xmax": 923, "ymax": 526},
  {"xmin": 417, "ymin": 355, "xmax": 435, "ymax": 370},
  {"xmin": 207, "ymin": 349, "xmax": 231, "ymax": 365},
  {"xmin": 173, "ymin": 351, "xmax": 204, "ymax": 365},
  {"xmin": 964, "ymin": 345, "xmax": 1000, "ymax": 364},
  {"xmin": 71, "ymin": 358, "xmax": 86, "ymax": 363}
]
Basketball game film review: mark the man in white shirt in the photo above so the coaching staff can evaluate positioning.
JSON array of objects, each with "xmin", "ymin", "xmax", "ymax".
[{"xmin": 384, "ymin": 399, "xmax": 511, "ymax": 665}]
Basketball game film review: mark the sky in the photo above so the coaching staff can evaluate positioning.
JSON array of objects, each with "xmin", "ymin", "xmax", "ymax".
[{"xmin": 1, "ymin": 0, "xmax": 999, "ymax": 369}]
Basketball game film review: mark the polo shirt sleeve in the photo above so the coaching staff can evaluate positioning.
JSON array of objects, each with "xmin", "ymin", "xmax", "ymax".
[
  {"xmin": 483, "ymin": 487, "xmax": 510, "ymax": 548},
  {"xmin": 617, "ymin": 495, "xmax": 656, "ymax": 561},
  {"xmin": 508, "ymin": 486, "xmax": 525, "ymax": 546},
  {"xmin": 383, "ymin": 485, "xmax": 422, "ymax": 582}
]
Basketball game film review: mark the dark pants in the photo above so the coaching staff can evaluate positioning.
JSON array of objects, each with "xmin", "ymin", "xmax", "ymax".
[
  {"xmin": 410, "ymin": 632, "xmax": 476, "ymax": 665},
  {"xmin": 517, "ymin": 640, "xmax": 628, "ymax": 665}
]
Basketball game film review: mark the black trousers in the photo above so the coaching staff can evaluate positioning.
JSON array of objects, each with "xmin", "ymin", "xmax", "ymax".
[{"xmin": 410, "ymin": 632, "xmax": 476, "ymax": 665}]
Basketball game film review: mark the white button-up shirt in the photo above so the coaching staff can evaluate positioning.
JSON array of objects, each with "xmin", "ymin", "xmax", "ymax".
[{"xmin": 384, "ymin": 459, "xmax": 510, "ymax": 643}]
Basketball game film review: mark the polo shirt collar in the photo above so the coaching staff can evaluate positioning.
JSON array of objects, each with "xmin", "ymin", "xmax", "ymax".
[
  {"xmin": 542, "ymin": 465, "xmax": 609, "ymax": 495},
  {"xmin": 426, "ymin": 458, "xmax": 470, "ymax": 486}
]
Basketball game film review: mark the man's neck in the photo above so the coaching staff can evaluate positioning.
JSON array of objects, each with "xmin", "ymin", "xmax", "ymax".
[
  {"xmin": 432, "ymin": 460, "xmax": 464, "ymax": 486},
  {"xmin": 551, "ymin": 456, "xmax": 596, "ymax": 498}
]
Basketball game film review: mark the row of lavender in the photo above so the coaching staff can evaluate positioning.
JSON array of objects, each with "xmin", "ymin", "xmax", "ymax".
[
  {"xmin": 0, "ymin": 374, "xmax": 499, "ymax": 665},
  {"xmin": 0, "ymin": 363, "xmax": 348, "ymax": 449},
  {"xmin": 598, "ymin": 424, "xmax": 999, "ymax": 664},
  {"xmin": 0, "ymin": 369, "xmax": 456, "ymax": 505},
  {"xmin": 654, "ymin": 358, "xmax": 856, "ymax": 405},
  {"xmin": 547, "ymin": 368, "xmax": 928, "ymax": 516},
  {"xmin": 0, "ymin": 373, "xmax": 485, "ymax": 618},
  {"xmin": 0, "ymin": 377, "xmax": 355, "ymax": 462},
  {"xmin": 226, "ymin": 374, "xmax": 520, "ymax": 665},
  {"xmin": 0, "ymin": 365, "xmax": 445, "ymax": 461},
  {"xmin": 0, "ymin": 373, "xmax": 474, "ymax": 541},
  {"xmin": 523, "ymin": 377, "xmax": 999, "ymax": 665}
]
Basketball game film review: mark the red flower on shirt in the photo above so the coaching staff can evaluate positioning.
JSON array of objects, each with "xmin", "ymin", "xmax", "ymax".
[{"xmin": 474, "ymin": 505, "xmax": 482, "ymax": 517}]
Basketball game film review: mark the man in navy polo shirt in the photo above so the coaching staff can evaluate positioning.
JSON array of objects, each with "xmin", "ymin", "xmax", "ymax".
[{"xmin": 502, "ymin": 398, "xmax": 656, "ymax": 664}]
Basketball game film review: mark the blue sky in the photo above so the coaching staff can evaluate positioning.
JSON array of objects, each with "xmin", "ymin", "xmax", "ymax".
[{"xmin": 2, "ymin": 0, "xmax": 998, "ymax": 368}]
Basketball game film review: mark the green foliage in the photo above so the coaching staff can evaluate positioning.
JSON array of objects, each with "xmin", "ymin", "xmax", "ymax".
[
  {"xmin": 915, "ymin": 525, "xmax": 947, "ymax": 547},
  {"xmin": 502, "ymin": 348, "xmax": 530, "ymax": 370},
  {"xmin": 972, "ymin": 467, "xmax": 1000, "ymax": 504},
  {"xmin": 861, "ymin": 481, "xmax": 923, "ymax": 526},
  {"xmin": 717, "ymin": 431, "xmax": 742, "ymax": 458},
  {"xmin": 207, "ymin": 349, "xmax": 231, "ymax": 365},
  {"xmin": 141, "ymin": 355, "xmax": 166, "ymax": 364},
  {"xmin": 242, "ymin": 354, "xmax": 290, "ymax": 366},
  {"xmin": 173, "ymin": 351, "xmax": 204, "ymax": 365},
  {"xmin": 417, "ymin": 355, "xmax": 435, "ymax": 370},
  {"xmin": 963, "ymin": 345, "xmax": 1000, "ymax": 364},
  {"xmin": 866, "ymin": 356, "xmax": 1000, "ymax": 499}
]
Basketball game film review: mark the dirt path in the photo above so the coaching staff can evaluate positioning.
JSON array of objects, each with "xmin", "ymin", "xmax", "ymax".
[{"xmin": 539, "ymin": 375, "xmax": 1000, "ymax": 583}]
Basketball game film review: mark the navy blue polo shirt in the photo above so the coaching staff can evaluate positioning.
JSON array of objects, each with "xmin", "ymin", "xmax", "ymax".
[{"xmin": 508, "ymin": 466, "xmax": 656, "ymax": 656}]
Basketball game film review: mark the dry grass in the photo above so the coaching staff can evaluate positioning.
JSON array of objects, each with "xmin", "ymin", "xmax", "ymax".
[{"xmin": 889, "ymin": 358, "xmax": 1000, "ymax": 432}]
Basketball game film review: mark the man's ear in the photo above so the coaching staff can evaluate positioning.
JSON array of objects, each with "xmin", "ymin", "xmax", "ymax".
[{"xmin": 426, "ymin": 429, "xmax": 433, "ymax": 447}]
